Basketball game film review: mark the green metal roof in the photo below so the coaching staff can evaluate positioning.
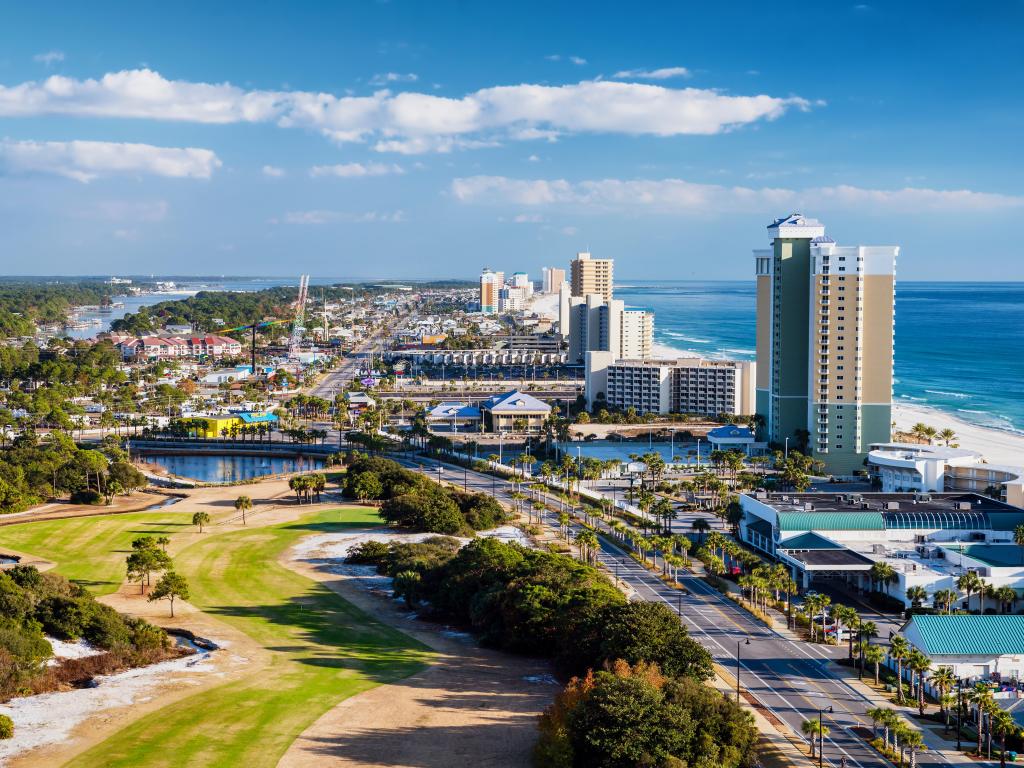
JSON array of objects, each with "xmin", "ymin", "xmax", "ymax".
[
  {"xmin": 777, "ymin": 511, "xmax": 885, "ymax": 532},
  {"xmin": 905, "ymin": 615, "xmax": 1024, "ymax": 656},
  {"xmin": 988, "ymin": 512, "xmax": 1024, "ymax": 532},
  {"xmin": 942, "ymin": 544, "xmax": 1024, "ymax": 568},
  {"xmin": 778, "ymin": 532, "xmax": 843, "ymax": 550}
]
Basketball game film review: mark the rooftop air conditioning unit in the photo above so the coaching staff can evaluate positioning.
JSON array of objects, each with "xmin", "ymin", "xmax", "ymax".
[
  {"xmin": 915, "ymin": 492, "xmax": 932, "ymax": 502},
  {"xmin": 886, "ymin": 502, "xmax": 900, "ymax": 510},
  {"xmin": 872, "ymin": 544, "xmax": 887, "ymax": 554},
  {"xmin": 804, "ymin": 503, "xmax": 816, "ymax": 511},
  {"xmin": 860, "ymin": 502, "xmax": 871, "ymax": 509},
  {"xmin": 955, "ymin": 501, "xmax": 972, "ymax": 511}
]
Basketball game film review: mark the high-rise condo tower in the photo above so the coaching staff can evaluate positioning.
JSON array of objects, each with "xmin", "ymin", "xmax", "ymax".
[{"xmin": 754, "ymin": 214, "xmax": 897, "ymax": 474}]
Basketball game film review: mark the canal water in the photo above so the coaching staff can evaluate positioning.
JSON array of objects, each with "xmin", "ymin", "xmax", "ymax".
[{"xmin": 144, "ymin": 454, "xmax": 324, "ymax": 483}]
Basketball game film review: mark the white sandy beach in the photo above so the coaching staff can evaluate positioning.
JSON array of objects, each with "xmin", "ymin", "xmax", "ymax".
[{"xmin": 893, "ymin": 403, "xmax": 1024, "ymax": 467}]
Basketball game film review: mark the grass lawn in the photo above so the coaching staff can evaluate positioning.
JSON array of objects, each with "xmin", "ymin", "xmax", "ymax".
[
  {"xmin": 5, "ymin": 506, "xmax": 433, "ymax": 768},
  {"xmin": 0, "ymin": 511, "xmax": 195, "ymax": 594}
]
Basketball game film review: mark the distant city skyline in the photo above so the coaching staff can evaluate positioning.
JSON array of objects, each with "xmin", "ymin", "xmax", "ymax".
[{"xmin": 1, "ymin": 1, "xmax": 1022, "ymax": 280}]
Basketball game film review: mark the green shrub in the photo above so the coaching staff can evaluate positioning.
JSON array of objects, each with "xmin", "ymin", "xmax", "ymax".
[
  {"xmin": 0, "ymin": 713, "xmax": 13, "ymax": 739},
  {"xmin": 345, "ymin": 540, "xmax": 391, "ymax": 564},
  {"xmin": 70, "ymin": 489, "xmax": 104, "ymax": 505}
]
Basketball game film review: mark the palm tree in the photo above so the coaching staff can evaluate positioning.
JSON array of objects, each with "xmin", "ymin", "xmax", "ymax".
[
  {"xmin": 1015, "ymin": 523, "xmax": 1024, "ymax": 547},
  {"xmin": 930, "ymin": 666, "xmax": 956, "ymax": 731},
  {"xmin": 900, "ymin": 726, "xmax": 925, "ymax": 768},
  {"xmin": 992, "ymin": 708, "xmax": 1018, "ymax": 768},
  {"xmin": 869, "ymin": 560, "xmax": 897, "ymax": 594},
  {"xmin": 889, "ymin": 635, "xmax": 910, "ymax": 704},
  {"xmin": 192, "ymin": 510, "xmax": 211, "ymax": 533},
  {"xmin": 932, "ymin": 588, "xmax": 957, "ymax": 614},
  {"xmin": 967, "ymin": 682, "xmax": 995, "ymax": 755},
  {"xmin": 574, "ymin": 529, "xmax": 599, "ymax": 565},
  {"xmin": 234, "ymin": 494, "xmax": 252, "ymax": 524},
  {"xmin": 957, "ymin": 571, "xmax": 984, "ymax": 613},
  {"xmin": 906, "ymin": 649, "xmax": 932, "ymax": 715},
  {"xmin": 865, "ymin": 643, "xmax": 886, "ymax": 686},
  {"xmin": 801, "ymin": 718, "xmax": 829, "ymax": 759},
  {"xmin": 937, "ymin": 427, "xmax": 957, "ymax": 446},
  {"xmin": 906, "ymin": 585, "xmax": 928, "ymax": 609},
  {"xmin": 833, "ymin": 604, "xmax": 859, "ymax": 659}
]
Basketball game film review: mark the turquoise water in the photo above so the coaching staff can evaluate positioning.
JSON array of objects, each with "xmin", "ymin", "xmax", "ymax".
[
  {"xmin": 145, "ymin": 454, "xmax": 324, "ymax": 482},
  {"xmin": 617, "ymin": 281, "xmax": 1024, "ymax": 436}
]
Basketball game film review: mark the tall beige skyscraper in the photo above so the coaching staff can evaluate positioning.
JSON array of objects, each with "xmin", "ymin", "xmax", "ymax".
[
  {"xmin": 570, "ymin": 252, "xmax": 613, "ymax": 301},
  {"xmin": 479, "ymin": 268, "xmax": 504, "ymax": 314},
  {"xmin": 754, "ymin": 214, "xmax": 897, "ymax": 474}
]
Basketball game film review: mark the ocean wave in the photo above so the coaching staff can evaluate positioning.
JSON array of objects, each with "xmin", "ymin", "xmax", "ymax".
[
  {"xmin": 925, "ymin": 389, "xmax": 970, "ymax": 399},
  {"xmin": 899, "ymin": 395, "xmax": 928, "ymax": 402},
  {"xmin": 957, "ymin": 409, "xmax": 986, "ymax": 415},
  {"xmin": 721, "ymin": 348, "xmax": 756, "ymax": 355},
  {"xmin": 663, "ymin": 331, "xmax": 712, "ymax": 343}
]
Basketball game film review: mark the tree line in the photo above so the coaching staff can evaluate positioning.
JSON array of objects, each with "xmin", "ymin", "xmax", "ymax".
[{"xmin": 347, "ymin": 535, "xmax": 755, "ymax": 767}]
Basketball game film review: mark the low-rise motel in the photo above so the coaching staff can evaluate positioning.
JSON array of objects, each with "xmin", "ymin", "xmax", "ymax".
[{"xmin": 740, "ymin": 491, "xmax": 1024, "ymax": 606}]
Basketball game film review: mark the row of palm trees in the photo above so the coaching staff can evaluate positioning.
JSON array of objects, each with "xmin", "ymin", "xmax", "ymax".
[
  {"xmin": 288, "ymin": 473, "xmax": 326, "ymax": 503},
  {"xmin": 906, "ymin": 421, "xmax": 958, "ymax": 447},
  {"xmin": 858, "ymin": 708, "xmax": 926, "ymax": 767}
]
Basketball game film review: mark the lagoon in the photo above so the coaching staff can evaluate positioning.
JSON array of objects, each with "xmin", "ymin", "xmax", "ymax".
[{"xmin": 145, "ymin": 454, "xmax": 324, "ymax": 483}]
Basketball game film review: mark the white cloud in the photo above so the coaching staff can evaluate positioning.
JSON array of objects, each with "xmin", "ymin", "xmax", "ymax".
[
  {"xmin": 281, "ymin": 209, "xmax": 404, "ymax": 224},
  {"xmin": 0, "ymin": 139, "xmax": 221, "ymax": 182},
  {"xmin": 546, "ymin": 54, "xmax": 587, "ymax": 65},
  {"xmin": 527, "ymin": 154, "xmax": 540, "ymax": 162},
  {"xmin": 0, "ymin": 69, "xmax": 811, "ymax": 153},
  {"xmin": 112, "ymin": 228, "xmax": 138, "ymax": 240},
  {"xmin": 612, "ymin": 67, "xmax": 691, "ymax": 80},
  {"xmin": 513, "ymin": 213, "xmax": 544, "ymax": 223},
  {"xmin": 309, "ymin": 161, "xmax": 403, "ymax": 178},
  {"xmin": 369, "ymin": 72, "xmax": 419, "ymax": 86},
  {"xmin": 33, "ymin": 50, "xmax": 65, "ymax": 66},
  {"xmin": 262, "ymin": 164, "xmax": 285, "ymax": 177},
  {"xmin": 451, "ymin": 175, "xmax": 1024, "ymax": 214}
]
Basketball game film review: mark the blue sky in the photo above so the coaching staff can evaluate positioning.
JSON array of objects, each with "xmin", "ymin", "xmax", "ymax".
[{"xmin": 0, "ymin": 0, "xmax": 1022, "ymax": 280}]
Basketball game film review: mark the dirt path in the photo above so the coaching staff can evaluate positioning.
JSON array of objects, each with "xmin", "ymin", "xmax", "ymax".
[{"xmin": 279, "ymin": 552, "xmax": 556, "ymax": 768}]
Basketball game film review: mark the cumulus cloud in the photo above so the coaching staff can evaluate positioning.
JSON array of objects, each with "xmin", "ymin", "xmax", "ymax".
[
  {"xmin": 450, "ymin": 175, "xmax": 1024, "ymax": 214},
  {"xmin": 33, "ymin": 50, "xmax": 65, "ymax": 66},
  {"xmin": 0, "ymin": 68, "xmax": 812, "ymax": 153},
  {"xmin": 0, "ymin": 139, "xmax": 221, "ymax": 182},
  {"xmin": 369, "ymin": 72, "xmax": 418, "ymax": 85},
  {"xmin": 309, "ymin": 161, "xmax": 403, "ymax": 178},
  {"xmin": 613, "ymin": 67, "xmax": 691, "ymax": 80},
  {"xmin": 262, "ymin": 164, "xmax": 285, "ymax": 177},
  {"xmin": 281, "ymin": 209, "xmax": 404, "ymax": 224}
]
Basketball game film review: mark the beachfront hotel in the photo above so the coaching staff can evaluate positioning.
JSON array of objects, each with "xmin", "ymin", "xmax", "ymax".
[
  {"xmin": 479, "ymin": 268, "xmax": 504, "ymax": 314},
  {"xmin": 754, "ymin": 214, "xmax": 898, "ymax": 474},
  {"xmin": 570, "ymin": 251, "xmax": 614, "ymax": 302}
]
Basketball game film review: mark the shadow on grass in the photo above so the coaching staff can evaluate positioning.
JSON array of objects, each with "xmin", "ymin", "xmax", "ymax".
[
  {"xmin": 298, "ymin": 721, "xmax": 540, "ymax": 767},
  {"xmin": 201, "ymin": 581, "xmax": 431, "ymax": 681}
]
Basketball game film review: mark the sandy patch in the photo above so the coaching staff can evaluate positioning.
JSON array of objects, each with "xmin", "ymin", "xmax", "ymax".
[
  {"xmin": 45, "ymin": 637, "xmax": 104, "ymax": 664},
  {"xmin": 280, "ymin": 532, "xmax": 555, "ymax": 768},
  {"xmin": 894, "ymin": 402, "xmax": 1024, "ymax": 466}
]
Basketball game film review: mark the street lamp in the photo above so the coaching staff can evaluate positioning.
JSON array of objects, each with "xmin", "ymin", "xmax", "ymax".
[
  {"xmin": 818, "ymin": 705, "xmax": 833, "ymax": 768},
  {"xmin": 696, "ymin": 438, "xmax": 701, "ymax": 470},
  {"xmin": 736, "ymin": 638, "xmax": 750, "ymax": 702},
  {"xmin": 956, "ymin": 677, "xmax": 963, "ymax": 751},
  {"xmin": 784, "ymin": 437, "xmax": 790, "ymax": 462},
  {"xmin": 435, "ymin": 466, "xmax": 443, "ymax": 485}
]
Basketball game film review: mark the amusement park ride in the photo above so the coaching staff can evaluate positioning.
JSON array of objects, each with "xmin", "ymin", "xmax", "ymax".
[{"xmin": 219, "ymin": 274, "xmax": 310, "ymax": 373}]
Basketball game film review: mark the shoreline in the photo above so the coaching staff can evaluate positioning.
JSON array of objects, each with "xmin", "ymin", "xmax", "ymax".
[{"xmin": 892, "ymin": 402, "xmax": 1024, "ymax": 467}]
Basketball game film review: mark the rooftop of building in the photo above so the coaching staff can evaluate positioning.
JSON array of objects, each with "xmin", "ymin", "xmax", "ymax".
[
  {"xmin": 940, "ymin": 543, "xmax": 1024, "ymax": 568},
  {"xmin": 481, "ymin": 390, "xmax": 552, "ymax": 413},
  {"xmin": 746, "ymin": 491, "xmax": 1019, "ymax": 516},
  {"xmin": 766, "ymin": 213, "xmax": 823, "ymax": 229},
  {"xmin": 903, "ymin": 614, "xmax": 1024, "ymax": 657}
]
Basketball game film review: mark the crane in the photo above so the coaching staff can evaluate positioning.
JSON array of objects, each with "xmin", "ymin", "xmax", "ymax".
[{"xmin": 289, "ymin": 274, "xmax": 309, "ymax": 357}]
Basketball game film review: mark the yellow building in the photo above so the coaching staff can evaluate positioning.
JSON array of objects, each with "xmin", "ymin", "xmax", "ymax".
[{"xmin": 194, "ymin": 415, "xmax": 241, "ymax": 438}]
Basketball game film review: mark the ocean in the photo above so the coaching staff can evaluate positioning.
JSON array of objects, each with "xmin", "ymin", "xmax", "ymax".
[{"xmin": 617, "ymin": 280, "xmax": 1024, "ymax": 436}]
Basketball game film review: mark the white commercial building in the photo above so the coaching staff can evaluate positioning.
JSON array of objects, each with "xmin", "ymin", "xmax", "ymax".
[
  {"xmin": 868, "ymin": 442, "xmax": 1024, "ymax": 507},
  {"xmin": 739, "ymin": 491, "xmax": 1024, "ymax": 605},
  {"xmin": 585, "ymin": 353, "xmax": 755, "ymax": 416},
  {"xmin": 567, "ymin": 294, "xmax": 653, "ymax": 364}
]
